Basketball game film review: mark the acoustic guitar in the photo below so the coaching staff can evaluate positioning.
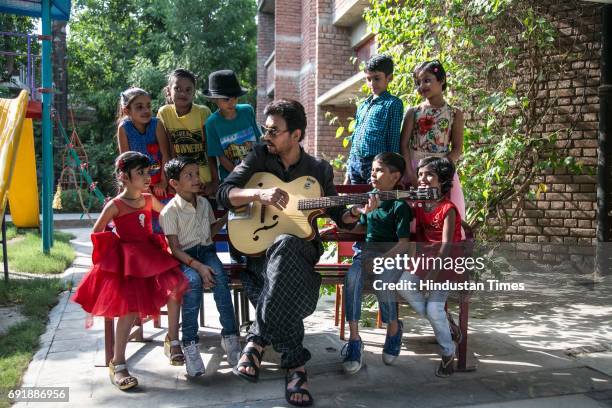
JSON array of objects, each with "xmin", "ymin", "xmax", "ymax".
[{"xmin": 227, "ymin": 172, "xmax": 439, "ymax": 255}]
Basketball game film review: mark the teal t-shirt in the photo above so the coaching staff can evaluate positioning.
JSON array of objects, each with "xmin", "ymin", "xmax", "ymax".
[
  {"xmin": 359, "ymin": 195, "xmax": 413, "ymax": 242},
  {"xmin": 206, "ymin": 104, "xmax": 261, "ymax": 180}
]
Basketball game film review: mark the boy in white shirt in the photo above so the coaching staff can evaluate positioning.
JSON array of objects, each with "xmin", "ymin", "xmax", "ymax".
[{"xmin": 159, "ymin": 156, "xmax": 239, "ymax": 377}]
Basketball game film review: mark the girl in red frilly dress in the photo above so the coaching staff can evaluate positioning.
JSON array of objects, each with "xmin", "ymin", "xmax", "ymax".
[{"xmin": 73, "ymin": 151, "xmax": 188, "ymax": 390}]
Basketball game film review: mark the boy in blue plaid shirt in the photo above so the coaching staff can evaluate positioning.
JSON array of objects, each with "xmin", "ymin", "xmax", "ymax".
[
  {"xmin": 341, "ymin": 55, "xmax": 404, "ymax": 376},
  {"xmin": 344, "ymin": 54, "xmax": 404, "ymax": 184}
]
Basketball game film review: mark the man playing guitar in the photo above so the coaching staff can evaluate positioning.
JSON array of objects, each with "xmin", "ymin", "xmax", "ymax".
[{"xmin": 217, "ymin": 99, "xmax": 378, "ymax": 407}]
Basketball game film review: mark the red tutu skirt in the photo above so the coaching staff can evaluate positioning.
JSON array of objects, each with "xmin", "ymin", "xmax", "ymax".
[{"xmin": 72, "ymin": 231, "xmax": 188, "ymax": 319}]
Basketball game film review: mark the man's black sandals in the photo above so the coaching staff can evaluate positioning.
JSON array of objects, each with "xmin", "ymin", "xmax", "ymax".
[
  {"xmin": 285, "ymin": 370, "xmax": 313, "ymax": 407},
  {"xmin": 232, "ymin": 344, "xmax": 264, "ymax": 382}
]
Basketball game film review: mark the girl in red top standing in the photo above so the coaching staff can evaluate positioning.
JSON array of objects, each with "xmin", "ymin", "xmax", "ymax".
[{"xmin": 398, "ymin": 156, "xmax": 461, "ymax": 378}]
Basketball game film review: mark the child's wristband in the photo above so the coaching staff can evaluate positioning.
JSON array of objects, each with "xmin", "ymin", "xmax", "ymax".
[{"xmin": 187, "ymin": 258, "xmax": 195, "ymax": 267}]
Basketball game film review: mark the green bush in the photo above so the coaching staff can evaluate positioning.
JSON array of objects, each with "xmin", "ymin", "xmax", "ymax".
[{"xmin": 52, "ymin": 188, "xmax": 103, "ymax": 214}]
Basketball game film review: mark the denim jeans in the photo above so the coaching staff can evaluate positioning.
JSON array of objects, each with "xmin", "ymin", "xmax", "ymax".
[
  {"xmin": 347, "ymin": 154, "xmax": 374, "ymax": 184},
  {"xmin": 347, "ymin": 155, "xmax": 373, "ymax": 256},
  {"xmin": 344, "ymin": 252, "xmax": 398, "ymax": 324},
  {"xmin": 396, "ymin": 272, "xmax": 455, "ymax": 356},
  {"xmin": 180, "ymin": 243, "xmax": 238, "ymax": 344}
]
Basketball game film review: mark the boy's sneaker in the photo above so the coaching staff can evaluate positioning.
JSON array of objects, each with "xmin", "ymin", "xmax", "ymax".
[
  {"xmin": 382, "ymin": 320, "xmax": 403, "ymax": 365},
  {"xmin": 435, "ymin": 354, "xmax": 455, "ymax": 378},
  {"xmin": 221, "ymin": 335, "xmax": 241, "ymax": 366},
  {"xmin": 341, "ymin": 337, "xmax": 365, "ymax": 375},
  {"xmin": 183, "ymin": 341, "xmax": 205, "ymax": 377}
]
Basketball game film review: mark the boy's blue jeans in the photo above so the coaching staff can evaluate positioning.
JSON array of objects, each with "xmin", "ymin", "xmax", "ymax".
[
  {"xmin": 344, "ymin": 252, "xmax": 398, "ymax": 324},
  {"xmin": 180, "ymin": 243, "xmax": 238, "ymax": 345},
  {"xmin": 347, "ymin": 154, "xmax": 374, "ymax": 184},
  {"xmin": 397, "ymin": 272, "xmax": 455, "ymax": 356}
]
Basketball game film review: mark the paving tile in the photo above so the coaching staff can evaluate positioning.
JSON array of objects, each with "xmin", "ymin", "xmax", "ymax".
[
  {"xmin": 467, "ymin": 394, "xmax": 610, "ymax": 408},
  {"xmin": 480, "ymin": 367, "xmax": 612, "ymax": 399}
]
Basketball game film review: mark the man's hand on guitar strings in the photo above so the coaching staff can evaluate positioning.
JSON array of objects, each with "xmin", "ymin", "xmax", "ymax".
[{"xmin": 256, "ymin": 187, "xmax": 290, "ymax": 211}]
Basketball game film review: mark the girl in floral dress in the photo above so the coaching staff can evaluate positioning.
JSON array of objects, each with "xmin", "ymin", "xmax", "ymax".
[{"xmin": 400, "ymin": 60, "xmax": 465, "ymax": 223}]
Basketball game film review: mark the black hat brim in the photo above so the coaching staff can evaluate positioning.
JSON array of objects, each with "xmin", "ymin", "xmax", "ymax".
[{"xmin": 203, "ymin": 88, "xmax": 248, "ymax": 99}]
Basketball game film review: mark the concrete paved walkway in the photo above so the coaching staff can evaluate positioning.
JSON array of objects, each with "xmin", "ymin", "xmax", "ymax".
[{"xmin": 13, "ymin": 228, "xmax": 612, "ymax": 407}]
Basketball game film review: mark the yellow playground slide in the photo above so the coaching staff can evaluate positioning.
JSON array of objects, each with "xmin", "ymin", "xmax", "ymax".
[{"xmin": 0, "ymin": 90, "xmax": 40, "ymax": 227}]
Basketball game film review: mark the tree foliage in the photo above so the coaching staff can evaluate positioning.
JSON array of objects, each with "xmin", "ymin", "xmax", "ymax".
[
  {"xmin": 364, "ymin": 0, "xmax": 590, "ymax": 239},
  {"xmin": 67, "ymin": 0, "xmax": 257, "ymax": 194}
]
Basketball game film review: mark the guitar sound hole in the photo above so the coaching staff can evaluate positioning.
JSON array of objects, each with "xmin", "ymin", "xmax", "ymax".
[
  {"xmin": 253, "ymin": 236, "xmax": 259, "ymax": 241},
  {"xmin": 252, "ymin": 220, "xmax": 280, "ymax": 236},
  {"xmin": 272, "ymin": 215, "xmax": 278, "ymax": 220}
]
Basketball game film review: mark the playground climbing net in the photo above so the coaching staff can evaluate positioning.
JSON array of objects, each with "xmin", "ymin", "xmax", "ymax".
[{"xmin": 52, "ymin": 110, "xmax": 105, "ymax": 220}]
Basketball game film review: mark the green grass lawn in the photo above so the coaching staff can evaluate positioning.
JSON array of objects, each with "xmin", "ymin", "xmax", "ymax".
[
  {"xmin": 0, "ymin": 278, "xmax": 65, "ymax": 408},
  {"xmin": 0, "ymin": 226, "xmax": 75, "ymax": 407},
  {"xmin": 1, "ymin": 229, "xmax": 75, "ymax": 274},
  {"xmin": 4, "ymin": 224, "xmax": 17, "ymax": 241}
]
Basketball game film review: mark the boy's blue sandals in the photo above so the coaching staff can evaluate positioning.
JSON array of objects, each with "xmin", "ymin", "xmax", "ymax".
[
  {"xmin": 382, "ymin": 320, "xmax": 403, "ymax": 365},
  {"xmin": 341, "ymin": 337, "xmax": 365, "ymax": 374}
]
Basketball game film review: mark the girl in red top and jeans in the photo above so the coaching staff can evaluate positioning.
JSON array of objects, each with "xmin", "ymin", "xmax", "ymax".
[{"xmin": 397, "ymin": 156, "xmax": 462, "ymax": 378}]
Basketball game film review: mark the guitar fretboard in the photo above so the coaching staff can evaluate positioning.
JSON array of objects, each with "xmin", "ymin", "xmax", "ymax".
[{"xmin": 297, "ymin": 188, "xmax": 438, "ymax": 210}]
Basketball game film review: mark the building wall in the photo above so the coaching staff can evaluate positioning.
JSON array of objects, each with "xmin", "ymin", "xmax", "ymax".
[
  {"xmin": 315, "ymin": 0, "xmax": 360, "ymax": 182},
  {"xmin": 256, "ymin": 11, "xmax": 274, "ymax": 125},
  {"xmin": 300, "ymin": 0, "xmax": 317, "ymax": 153},
  {"xmin": 501, "ymin": 2, "xmax": 600, "ymax": 244},
  {"xmin": 256, "ymin": 0, "xmax": 360, "ymax": 180},
  {"xmin": 273, "ymin": 0, "xmax": 302, "ymax": 101},
  {"xmin": 334, "ymin": 0, "xmax": 355, "ymax": 16},
  {"xmin": 255, "ymin": 0, "xmax": 601, "ymax": 241}
]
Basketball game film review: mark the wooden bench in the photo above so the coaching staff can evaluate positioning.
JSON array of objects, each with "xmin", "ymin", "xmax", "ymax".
[{"xmin": 103, "ymin": 184, "xmax": 474, "ymax": 371}]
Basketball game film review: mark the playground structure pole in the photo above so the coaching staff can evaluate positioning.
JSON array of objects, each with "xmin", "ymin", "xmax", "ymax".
[{"xmin": 42, "ymin": 0, "xmax": 54, "ymax": 253}]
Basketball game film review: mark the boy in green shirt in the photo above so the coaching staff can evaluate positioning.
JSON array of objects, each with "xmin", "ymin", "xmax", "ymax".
[{"xmin": 341, "ymin": 152, "xmax": 413, "ymax": 375}]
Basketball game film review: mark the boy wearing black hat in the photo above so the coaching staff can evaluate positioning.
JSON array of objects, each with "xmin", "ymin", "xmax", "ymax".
[{"xmin": 205, "ymin": 70, "xmax": 262, "ymax": 181}]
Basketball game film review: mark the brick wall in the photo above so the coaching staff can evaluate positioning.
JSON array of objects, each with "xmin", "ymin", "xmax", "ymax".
[
  {"xmin": 256, "ymin": 11, "xmax": 275, "ymax": 124},
  {"xmin": 315, "ymin": 0, "xmax": 360, "ymax": 182},
  {"xmin": 500, "ymin": 2, "xmax": 601, "ymax": 243},
  {"xmin": 273, "ymin": 0, "xmax": 302, "ymax": 101},
  {"xmin": 301, "ymin": 0, "xmax": 317, "ymax": 153},
  {"xmin": 257, "ymin": 0, "xmax": 360, "ymax": 179}
]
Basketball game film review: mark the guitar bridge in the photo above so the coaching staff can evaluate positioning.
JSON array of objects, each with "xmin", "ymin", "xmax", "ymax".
[{"xmin": 229, "ymin": 203, "xmax": 253, "ymax": 220}]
